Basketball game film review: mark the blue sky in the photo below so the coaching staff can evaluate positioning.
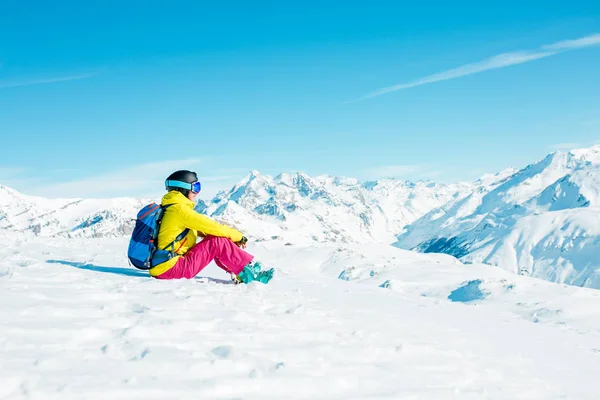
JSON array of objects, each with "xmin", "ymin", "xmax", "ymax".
[{"xmin": 1, "ymin": 1, "xmax": 600, "ymax": 199}]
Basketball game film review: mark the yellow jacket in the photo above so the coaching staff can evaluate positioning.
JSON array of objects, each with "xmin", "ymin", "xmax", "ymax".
[{"xmin": 148, "ymin": 191, "xmax": 244, "ymax": 276}]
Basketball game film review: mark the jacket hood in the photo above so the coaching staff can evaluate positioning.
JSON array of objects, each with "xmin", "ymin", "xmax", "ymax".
[{"xmin": 161, "ymin": 190, "xmax": 194, "ymax": 207}]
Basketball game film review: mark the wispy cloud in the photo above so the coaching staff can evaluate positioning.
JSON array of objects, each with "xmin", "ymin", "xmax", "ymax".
[
  {"xmin": 363, "ymin": 164, "xmax": 422, "ymax": 179},
  {"xmin": 543, "ymin": 33, "xmax": 600, "ymax": 51},
  {"xmin": 361, "ymin": 33, "xmax": 600, "ymax": 100},
  {"xmin": 0, "ymin": 73, "xmax": 95, "ymax": 89},
  {"xmin": 32, "ymin": 159, "xmax": 203, "ymax": 198}
]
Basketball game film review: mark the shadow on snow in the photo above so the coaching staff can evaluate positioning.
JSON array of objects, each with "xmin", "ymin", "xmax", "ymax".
[{"xmin": 46, "ymin": 260, "xmax": 234, "ymax": 284}]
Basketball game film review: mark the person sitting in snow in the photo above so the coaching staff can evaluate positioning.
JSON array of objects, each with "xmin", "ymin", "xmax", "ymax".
[{"xmin": 149, "ymin": 170, "xmax": 274, "ymax": 284}]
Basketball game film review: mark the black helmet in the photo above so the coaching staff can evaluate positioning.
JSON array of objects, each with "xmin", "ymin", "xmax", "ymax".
[{"xmin": 165, "ymin": 170, "xmax": 200, "ymax": 195}]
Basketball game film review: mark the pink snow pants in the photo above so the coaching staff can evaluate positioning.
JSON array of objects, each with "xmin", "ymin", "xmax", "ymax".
[{"xmin": 155, "ymin": 236, "xmax": 254, "ymax": 280}]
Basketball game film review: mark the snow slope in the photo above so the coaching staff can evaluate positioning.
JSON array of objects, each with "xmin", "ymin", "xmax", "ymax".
[
  {"xmin": 1, "ymin": 236, "xmax": 600, "ymax": 399},
  {"xmin": 395, "ymin": 146, "xmax": 600, "ymax": 288}
]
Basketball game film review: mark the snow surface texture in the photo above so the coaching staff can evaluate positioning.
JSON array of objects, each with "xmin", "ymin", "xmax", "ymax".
[
  {"xmin": 395, "ymin": 145, "xmax": 600, "ymax": 289},
  {"xmin": 2, "ymin": 235, "xmax": 600, "ymax": 399}
]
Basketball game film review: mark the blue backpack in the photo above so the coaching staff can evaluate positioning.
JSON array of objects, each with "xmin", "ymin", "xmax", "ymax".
[{"xmin": 127, "ymin": 203, "xmax": 189, "ymax": 270}]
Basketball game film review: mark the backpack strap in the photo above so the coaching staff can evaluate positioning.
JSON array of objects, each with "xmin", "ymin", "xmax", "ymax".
[
  {"xmin": 161, "ymin": 228, "xmax": 190, "ymax": 252},
  {"xmin": 150, "ymin": 204, "xmax": 191, "ymax": 266}
]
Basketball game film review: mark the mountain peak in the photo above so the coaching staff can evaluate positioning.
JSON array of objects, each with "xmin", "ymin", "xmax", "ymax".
[
  {"xmin": 240, "ymin": 170, "xmax": 262, "ymax": 183},
  {"xmin": 233, "ymin": 170, "xmax": 267, "ymax": 188},
  {"xmin": 569, "ymin": 144, "xmax": 600, "ymax": 164},
  {"xmin": 274, "ymin": 171, "xmax": 314, "ymax": 187}
]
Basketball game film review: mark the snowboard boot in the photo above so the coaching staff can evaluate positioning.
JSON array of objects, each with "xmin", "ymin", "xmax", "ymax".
[
  {"xmin": 255, "ymin": 268, "xmax": 274, "ymax": 283},
  {"xmin": 235, "ymin": 261, "xmax": 274, "ymax": 284}
]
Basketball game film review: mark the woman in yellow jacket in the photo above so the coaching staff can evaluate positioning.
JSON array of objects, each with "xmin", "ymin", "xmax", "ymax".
[{"xmin": 150, "ymin": 170, "xmax": 274, "ymax": 284}]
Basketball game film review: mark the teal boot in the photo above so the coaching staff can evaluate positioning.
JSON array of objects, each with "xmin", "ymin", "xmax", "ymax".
[
  {"xmin": 256, "ymin": 268, "xmax": 275, "ymax": 283},
  {"xmin": 236, "ymin": 266, "xmax": 256, "ymax": 284},
  {"xmin": 250, "ymin": 261, "xmax": 274, "ymax": 283},
  {"xmin": 247, "ymin": 261, "xmax": 263, "ymax": 275},
  {"xmin": 236, "ymin": 262, "xmax": 274, "ymax": 284}
]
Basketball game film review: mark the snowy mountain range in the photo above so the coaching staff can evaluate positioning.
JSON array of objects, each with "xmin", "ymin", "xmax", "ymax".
[
  {"xmin": 1, "ymin": 145, "xmax": 599, "ymax": 288},
  {"xmin": 395, "ymin": 145, "xmax": 600, "ymax": 288},
  {"xmin": 0, "ymin": 171, "xmax": 474, "ymax": 243},
  {"xmin": 0, "ymin": 184, "xmax": 147, "ymax": 238},
  {"xmin": 199, "ymin": 171, "xmax": 477, "ymax": 244}
]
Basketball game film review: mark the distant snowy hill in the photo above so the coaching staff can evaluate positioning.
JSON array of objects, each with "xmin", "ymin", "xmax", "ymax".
[
  {"xmin": 0, "ymin": 185, "xmax": 147, "ymax": 238},
  {"xmin": 395, "ymin": 145, "xmax": 600, "ymax": 288}
]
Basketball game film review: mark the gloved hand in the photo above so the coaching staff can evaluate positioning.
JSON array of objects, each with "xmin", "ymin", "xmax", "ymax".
[{"xmin": 236, "ymin": 236, "xmax": 248, "ymax": 249}]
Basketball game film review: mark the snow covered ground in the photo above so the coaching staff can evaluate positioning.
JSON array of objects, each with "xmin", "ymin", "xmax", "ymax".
[{"xmin": 2, "ymin": 234, "xmax": 600, "ymax": 399}]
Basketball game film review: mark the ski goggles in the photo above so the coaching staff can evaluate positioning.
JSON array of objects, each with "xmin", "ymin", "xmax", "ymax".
[{"xmin": 165, "ymin": 180, "xmax": 202, "ymax": 193}]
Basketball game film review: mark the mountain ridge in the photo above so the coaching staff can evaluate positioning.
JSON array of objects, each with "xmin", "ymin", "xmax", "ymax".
[{"xmin": 394, "ymin": 145, "xmax": 600, "ymax": 288}]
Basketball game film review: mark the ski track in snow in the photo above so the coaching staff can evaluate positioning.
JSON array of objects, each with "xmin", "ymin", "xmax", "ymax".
[{"xmin": 1, "ymin": 236, "xmax": 600, "ymax": 399}]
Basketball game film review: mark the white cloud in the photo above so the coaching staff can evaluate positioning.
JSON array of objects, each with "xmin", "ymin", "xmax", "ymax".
[
  {"xmin": 543, "ymin": 33, "xmax": 600, "ymax": 51},
  {"xmin": 361, "ymin": 33, "xmax": 600, "ymax": 100},
  {"xmin": 363, "ymin": 164, "xmax": 421, "ymax": 179},
  {"xmin": 363, "ymin": 51, "xmax": 555, "ymax": 99},
  {"xmin": 27, "ymin": 161, "xmax": 251, "ymax": 200},
  {"xmin": 0, "ymin": 73, "xmax": 94, "ymax": 89},
  {"xmin": 32, "ymin": 159, "xmax": 203, "ymax": 198}
]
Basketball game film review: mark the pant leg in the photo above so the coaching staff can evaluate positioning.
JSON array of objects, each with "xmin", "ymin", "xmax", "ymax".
[
  {"xmin": 213, "ymin": 239, "xmax": 254, "ymax": 275},
  {"xmin": 157, "ymin": 235, "xmax": 253, "ymax": 279},
  {"xmin": 210, "ymin": 236, "xmax": 254, "ymax": 275}
]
